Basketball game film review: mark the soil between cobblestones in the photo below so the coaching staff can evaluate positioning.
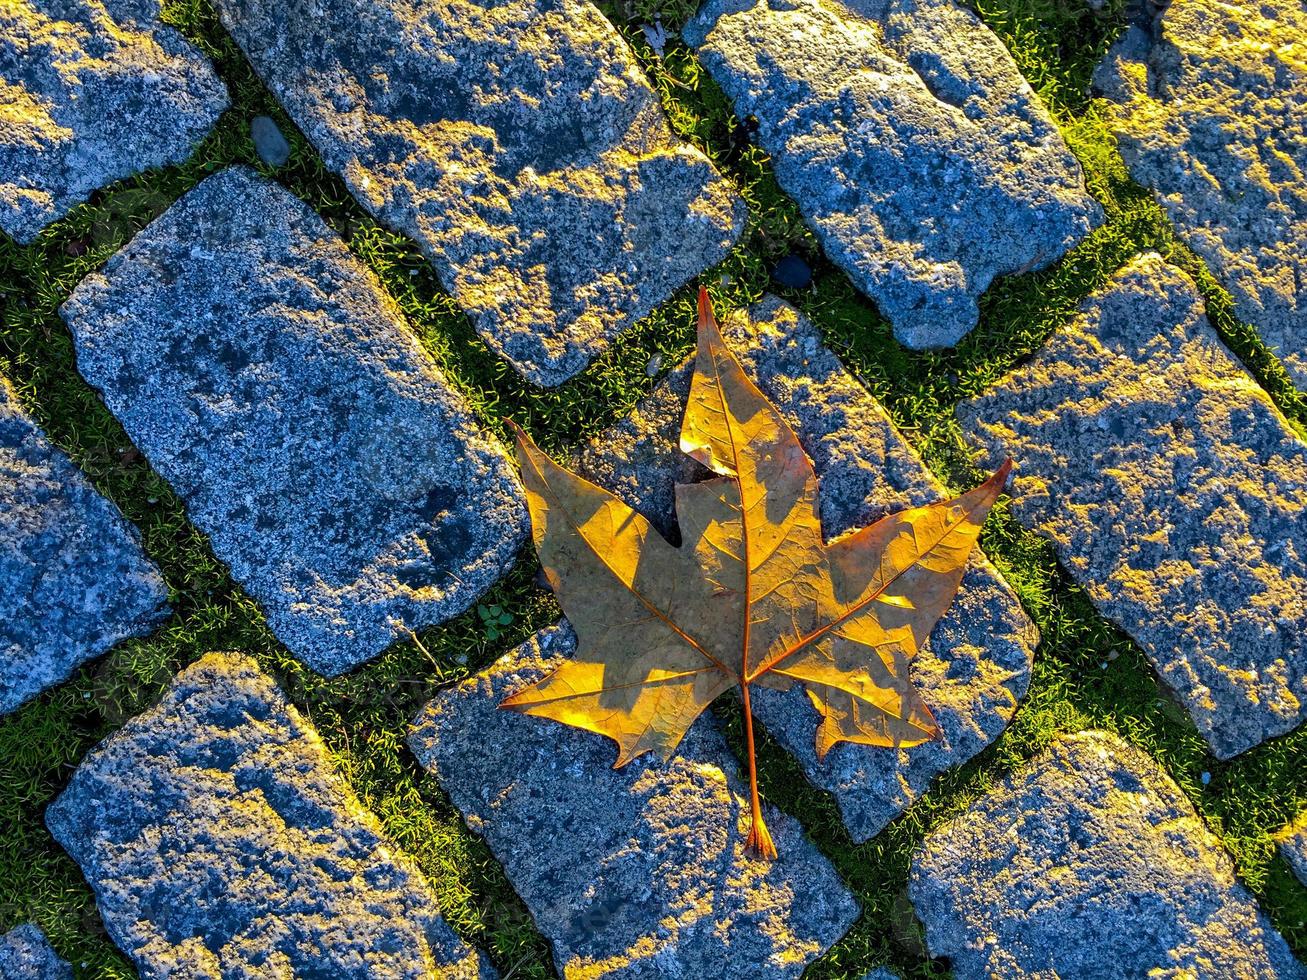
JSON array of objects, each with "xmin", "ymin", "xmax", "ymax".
[{"xmin": 0, "ymin": 0, "xmax": 1304, "ymax": 977}]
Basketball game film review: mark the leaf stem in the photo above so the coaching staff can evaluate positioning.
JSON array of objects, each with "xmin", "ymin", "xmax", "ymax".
[{"xmin": 739, "ymin": 681, "xmax": 777, "ymax": 861}]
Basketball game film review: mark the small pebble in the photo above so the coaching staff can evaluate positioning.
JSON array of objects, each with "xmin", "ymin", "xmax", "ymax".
[
  {"xmin": 772, "ymin": 253, "xmax": 812, "ymax": 290},
  {"xmin": 250, "ymin": 115, "xmax": 291, "ymax": 167},
  {"xmin": 645, "ymin": 353, "xmax": 663, "ymax": 377},
  {"xmin": 1200, "ymin": 771, "xmax": 1211, "ymax": 786}
]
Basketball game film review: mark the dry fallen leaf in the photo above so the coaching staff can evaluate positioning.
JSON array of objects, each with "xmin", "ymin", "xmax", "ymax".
[{"xmin": 502, "ymin": 288, "xmax": 1011, "ymax": 859}]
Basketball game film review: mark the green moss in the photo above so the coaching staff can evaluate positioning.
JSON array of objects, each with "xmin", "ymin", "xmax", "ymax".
[{"xmin": 0, "ymin": 0, "xmax": 1303, "ymax": 976}]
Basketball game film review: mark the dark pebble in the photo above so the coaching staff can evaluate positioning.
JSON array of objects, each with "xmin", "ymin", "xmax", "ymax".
[
  {"xmin": 772, "ymin": 253, "xmax": 812, "ymax": 289},
  {"xmin": 250, "ymin": 115, "xmax": 291, "ymax": 167}
]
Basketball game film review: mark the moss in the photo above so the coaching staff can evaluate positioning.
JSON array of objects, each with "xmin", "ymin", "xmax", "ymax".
[{"xmin": 0, "ymin": 0, "xmax": 1302, "ymax": 976}]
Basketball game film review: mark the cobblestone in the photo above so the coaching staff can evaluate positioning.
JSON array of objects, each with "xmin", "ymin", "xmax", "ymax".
[
  {"xmin": 0, "ymin": 0, "xmax": 227, "ymax": 243},
  {"xmin": 1095, "ymin": 0, "xmax": 1307, "ymax": 388},
  {"xmin": 911, "ymin": 730, "xmax": 1303, "ymax": 978},
  {"xmin": 409, "ymin": 624, "xmax": 859, "ymax": 978},
  {"xmin": 46, "ymin": 652, "xmax": 493, "ymax": 979},
  {"xmin": 959, "ymin": 254, "xmax": 1307, "ymax": 757},
  {"xmin": 213, "ymin": 0, "xmax": 744, "ymax": 385},
  {"xmin": 684, "ymin": 0, "xmax": 1099, "ymax": 348},
  {"xmin": 61, "ymin": 167, "xmax": 527, "ymax": 675},
  {"xmin": 1, "ymin": 378, "xmax": 167, "ymax": 714}
]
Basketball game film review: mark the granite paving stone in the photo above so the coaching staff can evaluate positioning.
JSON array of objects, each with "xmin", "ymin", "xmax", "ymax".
[
  {"xmin": 408, "ymin": 623, "xmax": 860, "ymax": 979},
  {"xmin": 212, "ymin": 0, "xmax": 745, "ymax": 386},
  {"xmin": 61, "ymin": 167, "xmax": 527, "ymax": 676},
  {"xmin": 1, "ymin": 377, "xmax": 168, "ymax": 715},
  {"xmin": 911, "ymin": 730, "xmax": 1304, "ymax": 978},
  {"xmin": 684, "ymin": 0, "xmax": 1100, "ymax": 349},
  {"xmin": 959, "ymin": 253, "xmax": 1307, "ymax": 758},
  {"xmin": 1095, "ymin": 0, "xmax": 1307, "ymax": 388},
  {"xmin": 576, "ymin": 295, "xmax": 1035, "ymax": 842},
  {"xmin": 0, "ymin": 0, "xmax": 228, "ymax": 243},
  {"xmin": 0, "ymin": 924, "xmax": 72, "ymax": 979},
  {"xmin": 46, "ymin": 652, "xmax": 494, "ymax": 980},
  {"xmin": 1276, "ymin": 812, "xmax": 1307, "ymax": 888}
]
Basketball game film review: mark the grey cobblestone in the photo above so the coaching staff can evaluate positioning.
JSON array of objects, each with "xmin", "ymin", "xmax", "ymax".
[
  {"xmin": 1095, "ymin": 0, "xmax": 1307, "ymax": 388},
  {"xmin": 911, "ymin": 730, "xmax": 1304, "ymax": 979},
  {"xmin": 1, "ymin": 377, "xmax": 167, "ymax": 714},
  {"xmin": 0, "ymin": 924, "xmax": 71, "ymax": 979},
  {"xmin": 409, "ymin": 624, "xmax": 859, "ymax": 979},
  {"xmin": 213, "ymin": 0, "xmax": 744, "ymax": 386},
  {"xmin": 61, "ymin": 167, "xmax": 527, "ymax": 675},
  {"xmin": 47, "ymin": 652, "xmax": 493, "ymax": 979},
  {"xmin": 959, "ymin": 254, "xmax": 1307, "ymax": 757},
  {"xmin": 0, "ymin": 0, "xmax": 228, "ymax": 243},
  {"xmin": 685, "ymin": 0, "xmax": 1100, "ymax": 349}
]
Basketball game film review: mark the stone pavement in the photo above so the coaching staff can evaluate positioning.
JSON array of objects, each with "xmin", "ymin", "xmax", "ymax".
[
  {"xmin": 0, "ymin": 0, "xmax": 229, "ymax": 243},
  {"xmin": 960, "ymin": 254, "xmax": 1307, "ymax": 758},
  {"xmin": 2, "ymin": 0, "xmax": 1306, "ymax": 972},
  {"xmin": 577, "ymin": 296, "xmax": 1036, "ymax": 842},
  {"xmin": 409, "ymin": 624, "xmax": 859, "ymax": 979},
  {"xmin": 213, "ymin": 0, "xmax": 745, "ymax": 386},
  {"xmin": 911, "ymin": 730, "xmax": 1303, "ymax": 979},
  {"xmin": 47, "ymin": 652, "xmax": 494, "ymax": 979},
  {"xmin": 0, "ymin": 377, "xmax": 168, "ymax": 715},
  {"xmin": 685, "ymin": 0, "xmax": 1099, "ymax": 349},
  {"xmin": 61, "ymin": 166, "xmax": 527, "ymax": 676},
  {"xmin": 1095, "ymin": 0, "xmax": 1307, "ymax": 388}
]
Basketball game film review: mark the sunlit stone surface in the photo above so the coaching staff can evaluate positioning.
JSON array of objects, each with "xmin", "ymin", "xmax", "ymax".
[
  {"xmin": 684, "ymin": 0, "xmax": 1100, "ymax": 349},
  {"xmin": 1277, "ymin": 813, "xmax": 1307, "ymax": 888},
  {"xmin": 0, "ymin": 0, "xmax": 227, "ymax": 243},
  {"xmin": 0, "ymin": 924, "xmax": 71, "ymax": 979},
  {"xmin": 959, "ymin": 254, "xmax": 1307, "ymax": 757},
  {"xmin": 212, "ymin": 0, "xmax": 745, "ymax": 386},
  {"xmin": 47, "ymin": 653, "xmax": 494, "ymax": 979},
  {"xmin": 1095, "ymin": 0, "xmax": 1307, "ymax": 388},
  {"xmin": 911, "ymin": 730, "xmax": 1302, "ymax": 978},
  {"xmin": 61, "ymin": 167, "xmax": 527, "ymax": 675},
  {"xmin": 577, "ymin": 296, "xmax": 1036, "ymax": 842},
  {"xmin": 0, "ymin": 378, "xmax": 167, "ymax": 715},
  {"xmin": 408, "ymin": 624, "xmax": 859, "ymax": 978}
]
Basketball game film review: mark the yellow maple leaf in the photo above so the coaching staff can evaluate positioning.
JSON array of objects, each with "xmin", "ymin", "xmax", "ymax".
[{"xmin": 502, "ymin": 288, "xmax": 1011, "ymax": 859}]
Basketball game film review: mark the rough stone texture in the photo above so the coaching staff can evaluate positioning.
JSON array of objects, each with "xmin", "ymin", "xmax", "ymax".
[
  {"xmin": 577, "ymin": 296, "xmax": 1036, "ymax": 843},
  {"xmin": 46, "ymin": 652, "xmax": 493, "ymax": 980},
  {"xmin": 959, "ymin": 254, "xmax": 1307, "ymax": 758},
  {"xmin": 1, "ymin": 377, "xmax": 167, "ymax": 714},
  {"xmin": 910, "ymin": 730, "xmax": 1304, "ymax": 979},
  {"xmin": 61, "ymin": 167, "xmax": 526, "ymax": 675},
  {"xmin": 684, "ymin": 0, "xmax": 1100, "ymax": 349},
  {"xmin": 0, "ymin": 924, "xmax": 72, "ymax": 979},
  {"xmin": 409, "ymin": 624, "xmax": 859, "ymax": 978},
  {"xmin": 0, "ymin": 0, "xmax": 228, "ymax": 244},
  {"xmin": 212, "ymin": 0, "xmax": 745, "ymax": 387},
  {"xmin": 1276, "ymin": 812, "xmax": 1307, "ymax": 888},
  {"xmin": 1095, "ymin": 0, "xmax": 1307, "ymax": 388}
]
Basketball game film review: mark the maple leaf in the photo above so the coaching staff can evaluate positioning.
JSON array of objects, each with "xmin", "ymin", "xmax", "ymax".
[{"xmin": 502, "ymin": 288, "xmax": 1011, "ymax": 859}]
